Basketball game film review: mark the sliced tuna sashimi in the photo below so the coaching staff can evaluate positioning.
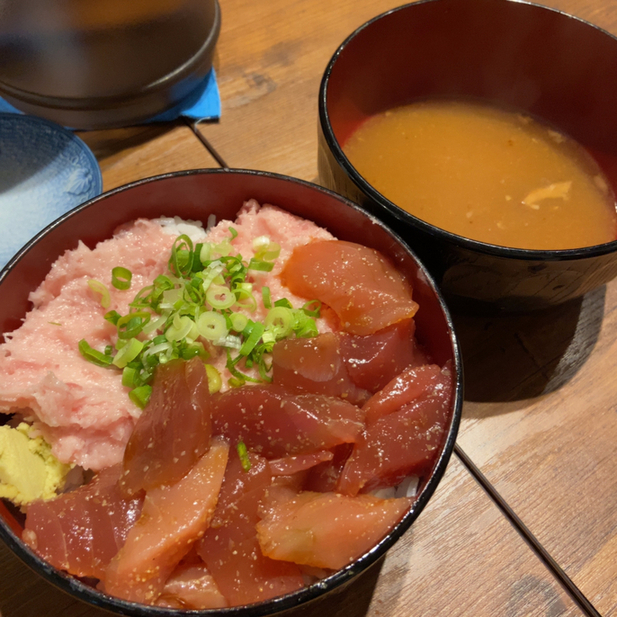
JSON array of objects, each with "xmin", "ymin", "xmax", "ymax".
[
  {"xmin": 23, "ymin": 465, "xmax": 143, "ymax": 580},
  {"xmin": 340, "ymin": 319, "xmax": 427, "ymax": 393},
  {"xmin": 256, "ymin": 486, "xmax": 412, "ymax": 570},
  {"xmin": 337, "ymin": 367, "xmax": 453, "ymax": 495},
  {"xmin": 155, "ymin": 564, "xmax": 228, "ymax": 610},
  {"xmin": 104, "ymin": 438, "xmax": 229, "ymax": 604},
  {"xmin": 302, "ymin": 443, "xmax": 354, "ymax": 493},
  {"xmin": 269, "ymin": 451, "xmax": 334, "ymax": 477},
  {"xmin": 210, "ymin": 385, "xmax": 365, "ymax": 458},
  {"xmin": 362, "ymin": 363, "xmax": 451, "ymax": 425},
  {"xmin": 272, "ymin": 333, "xmax": 371, "ymax": 405},
  {"xmin": 120, "ymin": 357, "xmax": 212, "ymax": 496},
  {"xmin": 197, "ymin": 448, "xmax": 304, "ymax": 606},
  {"xmin": 280, "ymin": 240, "xmax": 419, "ymax": 336}
]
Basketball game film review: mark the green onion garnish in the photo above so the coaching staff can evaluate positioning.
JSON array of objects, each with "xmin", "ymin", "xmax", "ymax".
[
  {"xmin": 105, "ymin": 310, "xmax": 121, "ymax": 326},
  {"xmin": 248, "ymin": 258, "xmax": 274, "ymax": 272},
  {"xmin": 88, "ymin": 280, "xmax": 111, "ymax": 308},
  {"xmin": 117, "ymin": 311, "xmax": 151, "ymax": 340},
  {"xmin": 78, "ymin": 339, "xmax": 113, "ymax": 367},
  {"xmin": 237, "ymin": 441, "xmax": 251, "ymax": 472},
  {"xmin": 129, "ymin": 385, "xmax": 152, "ymax": 409},
  {"xmin": 111, "ymin": 267, "xmax": 132, "ymax": 290},
  {"xmin": 113, "ymin": 338, "xmax": 144, "ymax": 368},
  {"xmin": 79, "ymin": 228, "xmax": 321, "ymax": 403}
]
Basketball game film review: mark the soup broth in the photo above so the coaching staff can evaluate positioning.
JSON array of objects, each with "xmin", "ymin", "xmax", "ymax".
[{"xmin": 343, "ymin": 101, "xmax": 617, "ymax": 250}]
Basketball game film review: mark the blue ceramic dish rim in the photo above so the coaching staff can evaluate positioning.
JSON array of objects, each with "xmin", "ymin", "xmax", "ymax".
[
  {"xmin": 0, "ymin": 168, "xmax": 463, "ymax": 616},
  {"xmin": 318, "ymin": 0, "xmax": 617, "ymax": 263},
  {"xmin": 0, "ymin": 112, "xmax": 103, "ymax": 196}
]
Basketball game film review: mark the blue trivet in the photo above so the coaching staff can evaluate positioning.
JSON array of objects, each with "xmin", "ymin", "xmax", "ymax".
[{"xmin": 0, "ymin": 69, "xmax": 221, "ymax": 125}]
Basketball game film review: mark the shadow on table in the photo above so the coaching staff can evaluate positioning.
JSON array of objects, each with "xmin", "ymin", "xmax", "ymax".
[
  {"xmin": 76, "ymin": 122, "xmax": 179, "ymax": 161},
  {"xmin": 451, "ymin": 285, "xmax": 606, "ymax": 406}
]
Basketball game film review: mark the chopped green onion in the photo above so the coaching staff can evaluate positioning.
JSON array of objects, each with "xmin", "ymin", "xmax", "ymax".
[
  {"xmin": 169, "ymin": 234, "xmax": 194, "ymax": 278},
  {"xmin": 206, "ymin": 284, "xmax": 236, "ymax": 310},
  {"xmin": 200, "ymin": 261, "xmax": 225, "ymax": 292},
  {"xmin": 166, "ymin": 314, "xmax": 196, "ymax": 342},
  {"xmin": 180, "ymin": 342, "xmax": 208, "ymax": 360},
  {"xmin": 196, "ymin": 311, "xmax": 228, "ymax": 341},
  {"xmin": 205, "ymin": 364, "xmax": 222, "ymax": 394},
  {"xmin": 213, "ymin": 239, "xmax": 232, "ymax": 256},
  {"xmin": 129, "ymin": 385, "xmax": 152, "ymax": 409},
  {"xmin": 302, "ymin": 300, "xmax": 322, "ymax": 318},
  {"xmin": 230, "ymin": 312, "xmax": 248, "ymax": 333},
  {"xmin": 111, "ymin": 267, "xmax": 132, "ymax": 290},
  {"xmin": 274, "ymin": 298, "xmax": 293, "ymax": 309},
  {"xmin": 142, "ymin": 341, "xmax": 173, "ymax": 362},
  {"xmin": 79, "ymin": 339, "xmax": 113, "ymax": 367},
  {"xmin": 141, "ymin": 311, "xmax": 170, "ymax": 335},
  {"xmin": 104, "ymin": 310, "xmax": 121, "ymax": 325},
  {"xmin": 265, "ymin": 306, "xmax": 294, "ymax": 339},
  {"xmin": 234, "ymin": 291, "xmax": 257, "ymax": 312},
  {"xmin": 200, "ymin": 243, "xmax": 212, "ymax": 264},
  {"xmin": 130, "ymin": 285, "xmax": 155, "ymax": 310},
  {"xmin": 262, "ymin": 286, "xmax": 272, "ymax": 309},
  {"xmin": 237, "ymin": 441, "xmax": 251, "ymax": 472},
  {"xmin": 248, "ymin": 258, "xmax": 274, "ymax": 272},
  {"xmin": 113, "ymin": 338, "xmax": 144, "ymax": 368},
  {"xmin": 122, "ymin": 366, "xmax": 139, "ymax": 388},
  {"xmin": 239, "ymin": 321, "xmax": 265, "ymax": 357},
  {"xmin": 88, "ymin": 279, "xmax": 111, "ymax": 308},
  {"xmin": 252, "ymin": 236, "xmax": 281, "ymax": 261},
  {"xmin": 117, "ymin": 311, "xmax": 151, "ymax": 340},
  {"xmin": 229, "ymin": 227, "xmax": 238, "ymax": 240},
  {"xmin": 296, "ymin": 318, "xmax": 318, "ymax": 338}
]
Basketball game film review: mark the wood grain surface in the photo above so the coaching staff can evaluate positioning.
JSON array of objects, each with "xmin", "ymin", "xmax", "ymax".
[{"xmin": 1, "ymin": 0, "xmax": 617, "ymax": 616}]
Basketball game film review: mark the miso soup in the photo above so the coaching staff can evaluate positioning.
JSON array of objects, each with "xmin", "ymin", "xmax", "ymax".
[{"xmin": 343, "ymin": 101, "xmax": 617, "ymax": 250}]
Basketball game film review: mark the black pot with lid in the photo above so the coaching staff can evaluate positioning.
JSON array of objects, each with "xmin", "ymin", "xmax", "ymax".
[{"xmin": 0, "ymin": 0, "xmax": 220, "ymax": 129}]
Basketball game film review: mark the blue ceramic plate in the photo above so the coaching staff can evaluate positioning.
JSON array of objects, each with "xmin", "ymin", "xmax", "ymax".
[{"xmin": 0, "ymin": 113, "xmax": 102, "ymax": 269}]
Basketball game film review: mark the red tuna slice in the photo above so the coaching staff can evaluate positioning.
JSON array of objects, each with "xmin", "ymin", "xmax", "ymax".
[
  {"xmin": 337, "ymin": 373, "xmax": 453, "ymax": 496},
  {"xmin": 280, "ymin": 240, "xmax": 419, "ymax": 336},
  {"xmin": 269, "ymin": 451, "xmax": 334, "ymax": 477},
  {"xmin": 303, "ymin": 443, "xmax": 353, "ymax": 493},
  {"xmin": 340, "ymin": 319, "xmax": 427, "ymax": 393},
  {"xmin": 197, "ymin": 448, "xmax": 304, "ymax": 606},
  {"xmin": 120, "ymin": 357, "xmax": 212, "ymax": 496},
  {"xmin": 210, "ymin": 385, "xmax": 365, "ymax": 459},
  {"xmin": 363, "ymin": 363, "xmax": 451, "ymax": 425},
  {"xmin": 104, "ymin": 438, "xmax": 229, "ymax": 604},
  {"xmin": 272, "ymin": 332, "xmax": 371, "ymax": 404},
  {"xmin": 256, "ymin": 486, "xmax": 412, "ymax": 570},
  {"xmin": 155, "ymin": 564, "xmax": 228, "ymax": 610},
  {"xmin": 23, "ymin": 465, "xmax": 143, "ymax": 580}
]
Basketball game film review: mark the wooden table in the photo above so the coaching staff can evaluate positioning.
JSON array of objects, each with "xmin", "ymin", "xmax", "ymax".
[{"xmin": 1, "ymin": 0, "xmax": 617, "ymax": 615}]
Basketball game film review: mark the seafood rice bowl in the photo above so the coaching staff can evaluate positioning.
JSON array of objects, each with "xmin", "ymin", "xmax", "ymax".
[{"xmin": 0, "ymin": 169, "xmax": 462, "ymax": 616}]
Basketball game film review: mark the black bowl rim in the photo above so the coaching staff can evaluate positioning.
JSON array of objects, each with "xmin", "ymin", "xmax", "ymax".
[
  {"xmin": 318, "ymin": 0, "xmax": 617, "ymax": 263},
  {"xmin": 0, "ymin": 168, "xmax": 463, "ymax": 616}
]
